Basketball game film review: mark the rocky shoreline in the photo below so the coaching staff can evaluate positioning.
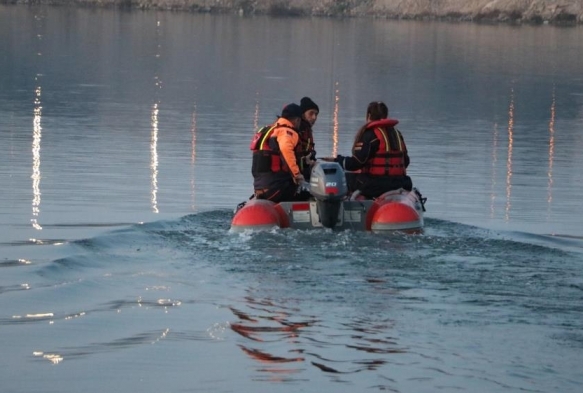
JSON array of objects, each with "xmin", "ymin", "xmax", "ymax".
[{"xmin": 3, "ymin": 0, "xmax": 582, "ymax": 25}]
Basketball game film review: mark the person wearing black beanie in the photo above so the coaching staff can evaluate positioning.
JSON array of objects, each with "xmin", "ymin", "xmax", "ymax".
[
  {"xmin": 300, "ymin": 97, "xmax": 319, "ymax": 114},
  {"xmin": 297, "ymin": 97, "xmax": 319, "ymax": 180}
]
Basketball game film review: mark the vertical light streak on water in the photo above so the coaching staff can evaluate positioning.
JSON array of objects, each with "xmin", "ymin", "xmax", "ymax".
[
  {"xmin": 328, "ymin": 21, "xmax": 338, "ymax": 158},
  {"xmin": 547, "ymin": 86, "xmax": 556, "ymax": 213},
  {"xmin": 190, "ymin": 103, "xmax": 197, "ymax": 211},
  {"xmin": 151, "ymin": 103, "xmax": 159, "ymax": 214},
  {"xmin": 150, "ymin": 18, "xmax": 162, "ymax": 214},
  {"xmin": 505, "ymin": 87, "xmax": 515, "ymax": 221},
  {"xmin": 31, "ymin": 13, "xmax": 44, "ymax": 231},
  {"xmin": 31, "ymin": 83, "xmax": 43, "ymax": 231},
  {"xmin": 253, "ymin": 91, "xmax": 260, "ymax": 130},
  {"xmin": 490, "ymin": 122, "xmax": 499, "ymax": 218},
  {"xmin": 331, "ymin": 82, "xmax": 340, "ymax": 157}
]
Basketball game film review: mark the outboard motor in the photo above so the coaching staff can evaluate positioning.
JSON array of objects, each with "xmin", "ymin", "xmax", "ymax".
[{"xmin": 308, "ymin": 161, "xmax": 348, "ymax": 228}]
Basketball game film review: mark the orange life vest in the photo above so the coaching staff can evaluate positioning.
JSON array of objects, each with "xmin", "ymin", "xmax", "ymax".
[
  {"xmin": 250, "ymin": 123, "xmax": 295, "ymax": 174},
  {"xmin": 361, "ymin": 119, "xmax": 407, "ymax": 177}
]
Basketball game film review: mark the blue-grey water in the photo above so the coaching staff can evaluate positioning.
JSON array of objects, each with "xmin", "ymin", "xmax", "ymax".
[{"xmin": 1, "ymin": 5, "xmax": 583, "ymax": 393}]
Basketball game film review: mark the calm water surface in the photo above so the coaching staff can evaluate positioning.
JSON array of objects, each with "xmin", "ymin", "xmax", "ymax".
[{"xmin": 1, "ymin": 5, "xmax": 583, "ymax": 393}]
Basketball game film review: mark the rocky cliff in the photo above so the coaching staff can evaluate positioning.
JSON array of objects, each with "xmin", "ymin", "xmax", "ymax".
[{"xmin": 3, "ymin": 0, "xmax": 583, "ymax": 24}]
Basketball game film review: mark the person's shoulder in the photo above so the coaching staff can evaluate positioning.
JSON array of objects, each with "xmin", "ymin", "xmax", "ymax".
[
  {"xmin": 274, "ymin": 120, "xmax": 294, "ymax": 131},
  {"xmin": 275, "ymin": 124, "xmax": 298, "ymax": 138},
  {"xmin": 394, "ymin": 127, "xmax": 405, "ymax": 136},
  {"xmin": 363, "ymin": 127, "xmax": 377, "ymax": 136}
]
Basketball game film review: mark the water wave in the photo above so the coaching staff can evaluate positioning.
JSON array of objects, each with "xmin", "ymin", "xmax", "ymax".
[{"xmin": 1, "ymin": 210, "xmax": 581, "ymax": 392}]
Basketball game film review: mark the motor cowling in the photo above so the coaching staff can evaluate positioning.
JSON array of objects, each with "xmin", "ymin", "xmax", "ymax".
[
  {"xmin": 308, "ymin": 161, "xmax": 348, "ymax": 201},
  {"xmin": 308, "ymin": 161, "xmax": 348, "ymax": 229}
]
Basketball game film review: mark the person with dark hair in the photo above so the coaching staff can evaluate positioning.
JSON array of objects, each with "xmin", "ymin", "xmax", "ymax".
[
  {"xmin": 297, "ymin": 97, "xmax": 319, "ymax": 179},
  {"xmin": 328, "ymin": 101, "xmax": 413, "ymax": 199},
  {"xmin": 250, "ymin": 103, "xmax": 308, "ymax": 203}
]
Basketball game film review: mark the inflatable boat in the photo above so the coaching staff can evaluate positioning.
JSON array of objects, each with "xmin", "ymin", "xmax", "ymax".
[{"xmin": 230, "ymin": 161, "xmax": 426, "ymax": 233}]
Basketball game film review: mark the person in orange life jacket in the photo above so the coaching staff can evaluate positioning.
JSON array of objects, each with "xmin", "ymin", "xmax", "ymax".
[
  {"xmin": 251, "ymin": 103, "xmax": 308, "ymax": 203},
  {"xmin": 297, "ymin": 97, "xmax": 319, "ymax": 179},
  {"xmin": 328, "ymin": 101, "xmax": 413, "ymax": 199}
]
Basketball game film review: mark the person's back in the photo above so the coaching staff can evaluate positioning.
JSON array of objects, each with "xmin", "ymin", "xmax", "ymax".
[
  {"xmin": 251, "ymin": 103, "xmax": 308, "ymax": 203},
  {"xmin": 356, "ymin": 119, "xmax": 412, "ymax": 198},
  {"xmin": 331, "ymin": 101, "xmax": 413, "ymax": 199}
]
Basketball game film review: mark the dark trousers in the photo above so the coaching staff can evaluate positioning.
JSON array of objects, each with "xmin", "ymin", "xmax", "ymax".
[{"xmin": 255, "ymin": 182, "xmax": 310, "ymax": 204}]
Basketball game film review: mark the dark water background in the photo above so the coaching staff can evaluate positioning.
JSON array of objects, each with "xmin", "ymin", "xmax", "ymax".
[{"xmin": 1, "ymin": 5, "xmax": 582, "ymax": 393}]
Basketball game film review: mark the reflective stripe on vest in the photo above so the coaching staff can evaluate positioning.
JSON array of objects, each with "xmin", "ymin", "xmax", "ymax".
[
  {"xmin": 364, "ymin": 127, "xmax": 407, "ymax": 177},
  {"xmin": 251, "ymin": 124, "xmax": 293, "ymax": 174}
]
